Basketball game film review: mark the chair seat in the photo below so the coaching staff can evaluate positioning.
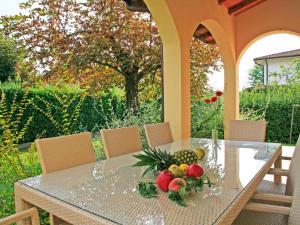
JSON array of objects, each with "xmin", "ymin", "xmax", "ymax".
[
  {"xmin": 233, "ymin": 180, "xmax": 288, "ymax": 225},
  {"xmin": 256, "ymin": 180, "xmax": 286, "ymax": 195},
  {"xmin": 233, "ymin": 210, "xmax": 288, "ymax": 225}
]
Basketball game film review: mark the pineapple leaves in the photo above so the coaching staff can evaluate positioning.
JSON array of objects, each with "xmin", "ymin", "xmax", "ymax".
[{"xmin": 132, "ymin": 147, "xmax": 175, "ymax": 176}]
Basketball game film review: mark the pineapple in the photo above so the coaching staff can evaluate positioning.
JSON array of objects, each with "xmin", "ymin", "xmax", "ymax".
[
  {"xmin": 172, "ymin": 149, "xmax": 198, "ymax": 165},
  {"xmin": 133, "ymin": 148, "xmax": 198, "ymax": 176},
  {"xmin": 133, "ymin": 147, "xmax": 177, "ymax": 176}
]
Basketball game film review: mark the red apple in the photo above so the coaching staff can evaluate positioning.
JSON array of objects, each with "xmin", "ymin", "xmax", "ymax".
[
  {"xmin": 186, "ymin": 163, "xmax": 204, "ymax": 178},
  {"xmin": 168, "ymin": 178, "xmax": 186, "ymax": 192},
  {"xmin": 156, "ymin": 170, "xmax": 174, "ymax": 192}
]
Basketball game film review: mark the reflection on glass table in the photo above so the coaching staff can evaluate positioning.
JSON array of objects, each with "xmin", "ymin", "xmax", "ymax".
[{"xmin": 18, "ymin": 138, "xmax": 281, "ymax": 225}]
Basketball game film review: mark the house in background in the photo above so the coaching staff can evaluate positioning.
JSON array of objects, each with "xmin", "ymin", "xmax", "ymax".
[{"xmin": 254, "ymin": 49, "xmax": 300, "ymax": 85}]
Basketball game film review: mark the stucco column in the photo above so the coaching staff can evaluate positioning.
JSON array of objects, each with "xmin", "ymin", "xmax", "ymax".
[
  {"xmin": 223, "ymin": 62, "xmax": 239, "ymax": 139},
  {"xmin": 164, "ymin": 42, "xmax": 191, "ymax": 140},
  {"xmin": 144, "ymin": 0, "xmax": 191, "ymax": 140}
]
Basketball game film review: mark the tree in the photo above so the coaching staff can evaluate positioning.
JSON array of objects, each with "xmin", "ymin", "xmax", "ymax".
[
  {"xmin": 248, "ymin": 64, "xmax": 264, "ymax": 87},
  {"xmin": 0, "ymin": 35, "xmax": 18, "ymax": 83},
  {"xmin": 190, "ymin": 38, "xmax": 221, "ymax": 99},
  {"xmin": 1, "ymin": 0, "xmax": 220, "ymax": 109}
]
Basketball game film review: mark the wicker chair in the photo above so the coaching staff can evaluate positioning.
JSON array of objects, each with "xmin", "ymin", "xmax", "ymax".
[
  {"xmin": 101, "ymin": 125, "xmax": 142, "ymax": 158},
  {"xmin": 36, "ymin": 132, "xmax": 96, "ymax": 225},
  {"xmin": 144, "ymin": 122, "xmax": 173, "ymax": 147},
  {"xmin": 0, "ymin": 208, "xmax": 40, "ymax": 225},
  {"xmin": 36, "ymin": 132, "xmax": 96, "ymax": 174},
  {"xmin": 233, "ymin": 136, "xmax": 300, "ymax": 225},
  {"xmin": 228, "ymin": 120, "xmax": 267, "ymax": 142}
]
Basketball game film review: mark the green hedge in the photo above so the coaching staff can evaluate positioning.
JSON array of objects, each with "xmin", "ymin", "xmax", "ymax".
[
  {"xmin": 240, "ymin": 85, "xmax": 300, "ymax": 144},
  {"xmin": 0, "ymin": 83, "xmax": 126, "ymax": 143},
  {"xmin": 1, "ymin": 83, "xmax": 299, "ymax": 144}
]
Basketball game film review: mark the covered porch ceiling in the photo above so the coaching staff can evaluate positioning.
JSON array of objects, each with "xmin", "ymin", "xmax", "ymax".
[{"xmin": 123, "ymin": 0, "xmax": 266, "ymax": 45}]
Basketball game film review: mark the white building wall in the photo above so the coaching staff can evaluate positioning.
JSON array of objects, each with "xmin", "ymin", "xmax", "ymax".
[{"xmin": 262, "ymin": 57, "xmax": 298, "ymax": 84}]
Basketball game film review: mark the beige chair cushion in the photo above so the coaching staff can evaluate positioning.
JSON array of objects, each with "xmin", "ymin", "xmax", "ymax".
[
  {"xmin": 234, "ymin": 181, "xmax": 287, "ymax": 225},
  {"xmin": 228, "ymin": 120, "xmax": 266, "ymax": 142},
  {"xmin": 101, "ymin": 125, "xmax": 142, "ymax": 158},
  {"xmin": 286, "ymin": 135, "xmax": 300, "ymax": 196},
  {"xmin": 233, "ymin": 210, "xmax": 288, "ymax": 225},
  {"xmin": 144, "ymin": 122, "xmax": 173, "ymax": 147},
  {"xmin": 256, "ymin": 180, "xmax": 286, "ymax": 195},
  {"xmin": 36, "ymin": 132, "xmax": 96, "ymax": 174},
  {"xmin": 288, "ymin": 177, "xmax": 300, "ymax": 224}
]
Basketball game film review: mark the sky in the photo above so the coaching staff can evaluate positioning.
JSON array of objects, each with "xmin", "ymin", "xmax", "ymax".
[
  {"xmin": 0, "ymin": 0, "xmax": 24, "ymax": 16},
  {"xmin": 2, "ymin": 1, "xmax": 300, "ymax": 91},
  {"xmin": 209, "ymin": 34, "xmax": 300, "ymax": 91}
]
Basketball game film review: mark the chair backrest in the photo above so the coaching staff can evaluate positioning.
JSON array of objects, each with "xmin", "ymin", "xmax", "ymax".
[
  {"xmin": 286, "ymin": 135, "xmax": 300, "ymax": 196},
  {"xmin": 101, "ymin": 125, "xmax": 142, "ymax": 158},
  {"xmin": 228, "ymin": 120, "xmax": 266, "ymax": 142},
  {"xmin": 144, "ymin": 122, "xmax": 173, "ymax": 147},
  {"xmin": 36, "ymin": 132, "xmax": 96, "ymax": 174},
  {"xmin": 0, "ymin": 208, "xmax": 40, "ymax": 225},
  {"xmin": 288, "ymin": 175, "xmax": 300, "ymax": 224}
]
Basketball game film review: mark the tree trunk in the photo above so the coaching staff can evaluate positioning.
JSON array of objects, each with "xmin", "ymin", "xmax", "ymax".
[{"xmin": 125, "ymin": 73, "xmax": 139, "ymax": 111}]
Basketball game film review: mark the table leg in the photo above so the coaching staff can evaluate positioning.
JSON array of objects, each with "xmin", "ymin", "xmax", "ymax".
[
  {"xmin": 274, "ymin": 146, "xmax": 282, "ymax": 184},
  {"xmin": 15, "ymin": 193, "xmax": 34, "ymax": 225},
  {"xmin": 50, "ymin": 214, "xmax": 68, "ymax": 225}
]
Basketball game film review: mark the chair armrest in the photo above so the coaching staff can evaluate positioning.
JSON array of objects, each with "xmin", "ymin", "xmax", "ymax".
[
  {"xmin": 268, "ymin": 168, "xmax": 289, "ymax": 176},
  {"xmin": 280, "ymin": 156, "xmax": 292, "ymax": 161},
  {"xmin": 244, "ymin": 202, "xmax": 290, "ymax": 215},
  {"xmin": 252, "ymin": 192, "xmax": 293, "ymax": 204},
  {"xmin": 0, "ymin": 208, "xmax": 40, "ymax": 225}
]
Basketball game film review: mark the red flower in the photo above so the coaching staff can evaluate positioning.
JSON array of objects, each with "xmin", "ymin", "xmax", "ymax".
[
  {"xmin": 211, "ymin": 96, "xmax": 218, "ymax": 103},
  {"xmin": 215, "ymin": 91, "xmax": 223, "ymax": 96},
  {"xmin": 204, "ymin": 99, "xmax": 211, "ymax": 104}
]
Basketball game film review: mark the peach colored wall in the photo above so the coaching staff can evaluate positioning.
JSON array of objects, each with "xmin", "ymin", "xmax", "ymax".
[
  {"xmin": 144, "ymin": 0, "xmax": 300, "ymax": 140},
  {"xmin": 235, "ymin": 0, "xmax": 300, "ymax": 61},
  {"xmin": 162, "ymin": 0, "xmax": 240, "ymax": 139},
  {"xmin": 144, "ymin": 0, "xmax": 185, "ymax": 140}
]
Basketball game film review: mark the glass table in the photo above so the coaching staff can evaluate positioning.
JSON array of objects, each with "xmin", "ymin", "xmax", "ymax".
[{"xmin": 15, "ymin": 138, "xmax": 282, "ymax": 225}]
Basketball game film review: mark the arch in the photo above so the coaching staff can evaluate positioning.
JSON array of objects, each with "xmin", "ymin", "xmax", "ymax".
[
  {"xmin": 144, "ymin": 0, "xmax": 190, "ymax": 140},
  {"xmin": 189, "ymin": 19, "xmax": 236, "ymax": 66},
  {"xmin": 237, "ymin": 30, "xmax": 300, "ymax": 66}
]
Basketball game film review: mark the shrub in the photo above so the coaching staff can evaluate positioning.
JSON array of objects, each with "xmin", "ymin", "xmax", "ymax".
[
  {"xmin": 191, "ymin": 94, "xmax": 224, "ymax": 139},
  {"xmin": 0, "ymin": 84, "xmax": 126, "ymax": 143},
  {"xmin": 0, "ymin": 36, "xmax": 18, "ymax": 83},
  {"xmin": 0, "ymin": 92, "xmax": 41, "ymax": 219},
  {"xmin": 240, "ymin": 84, "xmax": 300, "ymax": 144}
]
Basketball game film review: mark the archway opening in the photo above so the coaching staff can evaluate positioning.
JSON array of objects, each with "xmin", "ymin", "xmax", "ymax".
[
  {"xmin": 238, "ymin": 32, "xmax": 300, "ymax": 184},
  {"xmin": 190, "ymin": 24, "xmax": 225, "ymax": 139},
  {"xmin": 238, "ymin": 33, "xmax": 300, "ymax": 89}
]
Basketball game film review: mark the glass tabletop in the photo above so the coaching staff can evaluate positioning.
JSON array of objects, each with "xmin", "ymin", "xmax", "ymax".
[{"xmin": 19, "ymin": 138, "xmax": 281, "ymax": 225}]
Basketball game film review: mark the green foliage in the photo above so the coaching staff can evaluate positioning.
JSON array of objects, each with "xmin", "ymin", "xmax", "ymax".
[
  {"xmin": 240, "ymin": 84, "xmax": 300, "ymax": 144},
  {"xmin": 137, "ymin": 182, "xmax": 158, "ymax": 198},
  {"xmin": 191, "ymin": 95, "xmax": 224, "ymax": 139},
  {"xmin": 0, "ymin": 91, "xmax": 34, "ymax": 178},
  {"xmin": 0, "ymin": 84, "xmax": 126, "ymax": 142},
  {"xmin": 248, "ymin": 64, "xmax": 264, "ymax": 87},
  {"xmin": 101, "ymin": 99, "xmax": 161, "ymax": 147},
  {"xmin": 0, "ymin": 92, "xmax": 42, "ymax": 219},
  {"xmin": 0, "ymin": 35, "xmax": 18, "ymax": 83}
]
